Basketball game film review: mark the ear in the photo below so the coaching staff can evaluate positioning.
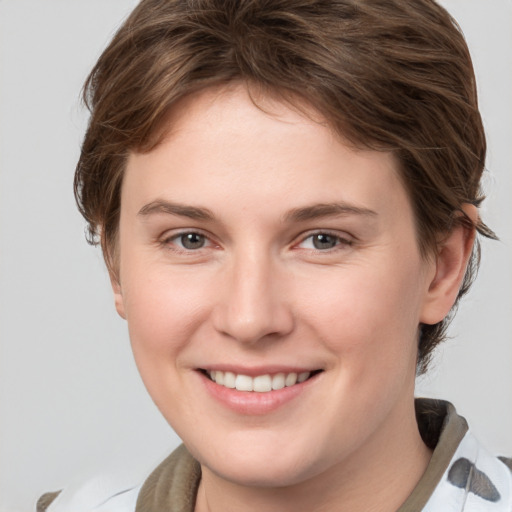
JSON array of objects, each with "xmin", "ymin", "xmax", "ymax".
[
  {"xmin": 420, "ymin": 204, "xmax": 478, "ymax": 325},
  {"xmin": 110, "ymin": 273, "xmax": 126, "ymax": 320}
]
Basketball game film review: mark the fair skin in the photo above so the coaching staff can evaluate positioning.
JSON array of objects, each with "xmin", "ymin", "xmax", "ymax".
[{"xmin": 112, "ymin": 84, "xmax": 475, "ymax": 512}]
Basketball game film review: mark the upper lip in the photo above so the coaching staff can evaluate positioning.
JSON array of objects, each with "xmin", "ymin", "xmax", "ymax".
[{"xmin": 198, "ymin": 365, "xmax": 323, "ymax": 376}]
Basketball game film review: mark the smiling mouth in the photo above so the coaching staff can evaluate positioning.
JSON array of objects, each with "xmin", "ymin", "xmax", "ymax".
[{"xmin": 201, "ymin": 369, "xmax": 323, "ymax": 392}]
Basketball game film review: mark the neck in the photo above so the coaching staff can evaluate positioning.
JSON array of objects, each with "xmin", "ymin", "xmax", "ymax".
[{"xmin": 195, "ymin": 397, "xmax": 432, "ymax": 512}]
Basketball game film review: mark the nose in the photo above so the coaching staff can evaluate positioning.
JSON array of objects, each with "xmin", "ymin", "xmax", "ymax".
[{"xmin": 212, "ymin": 251, "xmax": 294, "ymax": 345}]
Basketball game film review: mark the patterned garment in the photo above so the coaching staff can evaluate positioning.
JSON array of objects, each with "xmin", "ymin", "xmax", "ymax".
[
  {"xmin": 423, "ymin": 430, "xmax": 512, "ymax": 512},
  {"xmin": 38, "ymin": 399, "xmax": 512, "ymax": 512}
]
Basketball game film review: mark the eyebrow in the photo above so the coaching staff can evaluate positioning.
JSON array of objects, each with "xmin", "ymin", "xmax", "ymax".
[
  {"xmin": 138, "ymin": 200, "xmax": 215, "ymax": 220},
  {"xmin": 283, "ymin": 203, "xmax": 377, "ymax": 223},
  {"xmin": 137, "ymin": 200, "xmax": 377, "ymax": 223}
]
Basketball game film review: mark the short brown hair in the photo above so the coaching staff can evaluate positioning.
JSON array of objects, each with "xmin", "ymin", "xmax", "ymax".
[{"xmin": 75, "ymin": 0, "xmax": 496, "ymax": 373}]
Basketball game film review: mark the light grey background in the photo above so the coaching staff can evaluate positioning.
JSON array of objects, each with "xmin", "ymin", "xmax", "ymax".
[{"xmin": 0, "ymin": 1, "xmax": 510, "ymax": 511}]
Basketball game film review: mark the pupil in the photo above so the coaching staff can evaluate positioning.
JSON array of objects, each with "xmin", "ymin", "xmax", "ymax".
[
  {"xmin": 313, "ymin": 234, "xmax": 337, "ymax": 250},
  {"xmin": 181, "ymin": 233, "xmax": 205, "ymax": 249}
]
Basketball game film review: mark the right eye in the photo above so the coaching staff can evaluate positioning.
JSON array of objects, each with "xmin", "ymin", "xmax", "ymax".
[
  {"xmin": 177, "ymin": 232, "xmax": 207, "ymax": 250},
  {"xmin": 163, "ymin": 231, "xmax": 213, "ymax": 251}
]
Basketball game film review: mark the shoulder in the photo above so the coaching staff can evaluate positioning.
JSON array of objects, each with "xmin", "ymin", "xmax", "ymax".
[
  {"xmin": 412, "ymin": 399, "xmax": 512, "ymax": 512},
  {"xmin": 35, "ymin": 467, "xmax": 142, "ymax": 512},
  {"xmin": 425, "ymin": 430, "xmax": 512, "ymax": 511},
  {"xmin": 36, "ymin": 445, "xmax": 198, "ymax": 512}
]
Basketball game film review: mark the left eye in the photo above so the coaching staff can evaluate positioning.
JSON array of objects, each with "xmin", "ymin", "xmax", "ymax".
[{"xmin": 298, "ymin": 233, "xmax": 348, "ymax": 250}]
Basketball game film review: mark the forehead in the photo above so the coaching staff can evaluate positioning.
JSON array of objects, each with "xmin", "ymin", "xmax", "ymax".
[{"xmin": 123, "ymin": 84, "xmax": 413, "ymax": 231}]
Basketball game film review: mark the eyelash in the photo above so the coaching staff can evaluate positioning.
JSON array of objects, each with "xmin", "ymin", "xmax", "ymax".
[{"xmin": 160, "ymin": 229, "xmax": 353, "ymax": 254}]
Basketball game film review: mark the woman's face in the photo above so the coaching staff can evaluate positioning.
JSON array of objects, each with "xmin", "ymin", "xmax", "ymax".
[{"xmin": 114, "ymin": 85, "xmax": 438, "ymax": 487}]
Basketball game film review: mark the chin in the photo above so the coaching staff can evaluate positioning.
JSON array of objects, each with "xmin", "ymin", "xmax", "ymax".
[
  {"xmin": 188, "ymin": 433, "xmax": 329, "ymax": 488},
  {"xmin": 208, "ymin": 457, "xmax": 316, "ymax": 488}
]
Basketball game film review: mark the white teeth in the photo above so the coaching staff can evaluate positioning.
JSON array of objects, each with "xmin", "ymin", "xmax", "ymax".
[
  {"xmin": 271, "ymin": 373, "xmax": 285, "ymax": 390},
  {"xmin": 223, "ymin": 371, "xmax": 236, "ymax": 389},
  {"xmin": 235, "ymin": 374, "xmax": 253, "ymax": 391},
  {"xmin": 253, "ymin": 375, "xmax": 272, "ymax": 392},
  {"xmin": 285, "ymin": 372, "xmax": 297, "ymax": 386},
  {"xmin": 208, "ymin": 370, "xmax": 312, "ymax": 392},
  {"xmin": 298, "ymin": 371, "xmax": 310, "ymax": 383}
]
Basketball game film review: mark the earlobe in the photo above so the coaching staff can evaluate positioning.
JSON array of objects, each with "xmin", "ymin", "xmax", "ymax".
[
  {"xmin": 420, "ymin": 205, "xmax": 478, "ymax": 325},
  {"xmin": 110, "ymin": 274, "xmax": 126, "ymax": 320}
]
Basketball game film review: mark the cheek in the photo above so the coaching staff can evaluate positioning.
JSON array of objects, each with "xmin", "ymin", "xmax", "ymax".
[
  {"xmin": 121, "ymin": 266, "xmax": 211, "ymax": 358},
  {"xmin": 120, "ymin": 268, "xmax": 214, "ymax": 416},
  {"xmin": 299, "ymin": 259, "xmax": 425, "ymax": 365}
]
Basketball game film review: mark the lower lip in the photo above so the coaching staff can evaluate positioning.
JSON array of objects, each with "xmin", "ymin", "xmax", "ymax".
[{"xmin": 199, "ymin": 371, "xmax": 320, "ymax": 415}]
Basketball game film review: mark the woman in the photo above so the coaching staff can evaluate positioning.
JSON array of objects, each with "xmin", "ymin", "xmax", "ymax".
[{"xmin": 38, "ymin": 0, "xmax": 511, "ymax": 510}]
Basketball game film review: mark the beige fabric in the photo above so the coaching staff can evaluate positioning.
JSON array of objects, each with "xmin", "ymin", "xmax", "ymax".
[
  {"xmin": 36, "ymin": 490, "xmax": 62, "ymax": 512},
  {"xmin": 133, "ymin": 398, "xmax": 469, "ymax": 512},
  {"xmin": 396, "ymin": 399, "xmax": 468, "ymax": 511},
  {"xmin": 136, "ymin": 444, "xmax": 201, "ymax": 512}
]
